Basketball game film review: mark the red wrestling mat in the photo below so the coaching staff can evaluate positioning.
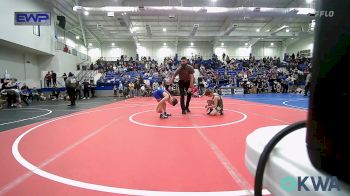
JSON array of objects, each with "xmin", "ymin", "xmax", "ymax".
[{"xmin": 0, "ymin": 97, "xmax": 307, "ymax": 195}]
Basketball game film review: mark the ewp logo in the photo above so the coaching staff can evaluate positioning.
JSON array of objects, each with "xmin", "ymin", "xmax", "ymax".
[
  {"xmin": 281, "ymin": 176, "xmax": 341, "ymax": 192},
  {"xmin": 15, "ymin": 12, "xmax": 51, "ymax": 26}
]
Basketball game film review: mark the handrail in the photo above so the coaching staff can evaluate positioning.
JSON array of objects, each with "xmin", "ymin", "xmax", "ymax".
[{"xmin": 55, "ymin": 40, "xmax": 90, "ymax": 61}]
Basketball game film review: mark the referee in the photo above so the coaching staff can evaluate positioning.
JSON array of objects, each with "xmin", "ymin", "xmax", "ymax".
[
  {"xmin": 170, "ymin": 57, "xmax": 195, "ymax": 114},
  {"xmin": 65, "ymin": 72, "xmax": 77, "ymax": 106}
]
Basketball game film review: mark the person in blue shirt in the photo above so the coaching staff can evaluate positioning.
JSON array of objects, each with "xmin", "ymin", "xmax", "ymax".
[{"xmin": 153, "ymin": 87, "xmax": 178, "ymax": 119}]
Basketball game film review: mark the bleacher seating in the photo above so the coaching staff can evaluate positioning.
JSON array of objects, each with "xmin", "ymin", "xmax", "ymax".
[{"xmin": 96, "ymin": 56, "xmax": 311, "ymax": 90}]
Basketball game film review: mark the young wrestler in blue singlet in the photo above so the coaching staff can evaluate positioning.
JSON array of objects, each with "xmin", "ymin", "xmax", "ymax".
[{"xmin": 153, "ymin": 87, "xmax": 178, "ymax": 119}]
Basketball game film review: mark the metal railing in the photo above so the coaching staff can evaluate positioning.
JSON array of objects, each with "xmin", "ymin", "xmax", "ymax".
[
  {"xmin": 76, "ymin": 70, "xmax": 98, "ymax": 82},
  {"xmin": 55, "ymin": 40, "xmax": 90, "ymax": 61},
  {"xmin": 41, "ymin": 71, "xmax": 98, "ymax": 89},
  {"xmin": 41, "ymin": 77, "xmax": 66, "ymax": 88}
]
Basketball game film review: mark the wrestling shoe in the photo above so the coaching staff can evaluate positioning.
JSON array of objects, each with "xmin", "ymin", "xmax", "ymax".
[{"xmin": 160, "ymin": 114, "xmax": 168, "ymax": 119}]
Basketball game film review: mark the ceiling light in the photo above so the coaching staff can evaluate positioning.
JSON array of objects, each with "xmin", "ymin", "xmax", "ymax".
[
  {"xmin": 266, "ymin": 29, "xmax": 270, "ymax": 32},
  {"xmin": 270, "ymin": 42, "xmax": 274, "ymax": 46},
  {"xmin": 75, "ymin": 35, "xmax": 80, "ymax": 40},
  {"xmin": 73, "ymin": 6, "xmax": 82, "ymax": 12},
  {"xmin": 191, "ymin": 42, "xmax": 194, "ymax": 46},
  {"xmin": 163, "ymin": 42, "xmax": 167, "ymax": 46},
  {"xmin": 291, "ymin": 38, "xmax": 294, "ymax": 40},
  {"xmin": 221, "ymin": 42, "xmax": 224, "ymax": 46},
  {"xmin": 256, "ymin": 28, "xmax": 260, "ymax": 32},
  {"xmin": 107, "ymin": 12, "xmax": 114, "ymax": 17},
  {"xmin": 136, "ymin": 43, "xmax": 141, "ymax": 46},
  {"xmin": 306, "ymin": 0, "xmax": 313, "ymax": 3},
  {"xmin": 84, "ymin": 11, "xmax": 89, "ymax": 16},
  {"xmin": 245, "ymin": 43, "xmax": 248, "ymax": 46},
  {"xmin": 286, "ymin": 28, "xmax": 290, "ymax": 32},
  {"xmin": 212, "ymin": 0, "xmax": 217, "ymax": 2},
  {"xmin": 111, "ymin": 43, "xmax": 115, "ymax": 46},
  {"xmin": 163, "ymin": 28, "xmax": 167, "ymax": 32},
  {"xmin": 88, "ymin": 43, "xmax": 92, "ymax": 46}
]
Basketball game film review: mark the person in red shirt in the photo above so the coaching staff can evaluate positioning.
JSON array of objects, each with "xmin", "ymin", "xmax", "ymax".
[
  {"xmin": 45, "ymin": 71, "xmax": 52, "ymax": 87},
  {"xmin": 63, "ymin": 44, "xmax": 68, "ymax": 53}
]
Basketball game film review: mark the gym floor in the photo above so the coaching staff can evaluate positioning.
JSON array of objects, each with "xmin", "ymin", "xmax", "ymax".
[{"xmin": 0, "ymin": 94, "xmax": 308, "ymax": 195}]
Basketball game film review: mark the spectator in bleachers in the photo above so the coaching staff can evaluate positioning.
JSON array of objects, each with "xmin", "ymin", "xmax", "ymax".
[
  {"xmin": 135, "ymin": 80, "xmax": 141, "ymax": 97},
  {"xmin": 113, "ymin": 84, "xmax": 118, "ymax": 97},
  {"xmin": 94, "ymin": 52, "xmax": 310, "ymax": 96},
  {"xmin": 281, "ymin": 76, "xmax": 289, "ymax": 93},
  {"xmin": 76, "ymin": 82, "xmax": 82, "ymax": 100},
  {"xmin": 128, "ymin": 81, "xmax": 135, "ymax": 98},
  {"xmin": 225, "ymin": 55, "xmax": 230, "ymax": 64},
  {"xmin": 140, "ymin": 85, "xmax": 147, "ymax": 97},
  {"xmin": 152, "ymin": 81, "xmax": 159, "ymax": 90},
  {"xmin": 118, "ymin": 82, "xmax": 123, "ymax": 97},
  {"xmin": 192, "ymin": 85, "xmax": 199, "ymax": 97}
]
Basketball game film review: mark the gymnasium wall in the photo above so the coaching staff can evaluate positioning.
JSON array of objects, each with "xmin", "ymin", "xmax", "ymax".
[
  {"xmin": 99, "ymin": 41, "xmax": 284, "ymax": 62},
  {"xmin": 38, "ymin": 50, "xmax": 86, "ymax": 78},
  {"xmin": 0, "ymin": 45, "xmax": 90, "ymax": 88},
  {"xmin": 0, "ymin": 46, "xmax": 41, "ymax": 87},
  {"xmin": 101, "ymin": 42, "xmax": 137, "ymax": 61},
  {"xmin": 88, "ymin": 48, "xmax": 102, "ymax": 63},
  {"xmin": 214, "ymin": 42, "xmax": 252, "ymax": 59},
  {"xmin": 178, "ymin": 42, "xmax": 213, "ymax": 60},
  {"xmin": 137, "ymin": 42, "xmax": 175, "ymax": 62},
  {"xmin": 286, "ymin": 36, "xmax": 314, "ymax": 56},
  {"xmin": 251, "ymin": 42, "xmax": 283, "ymax": 59}
]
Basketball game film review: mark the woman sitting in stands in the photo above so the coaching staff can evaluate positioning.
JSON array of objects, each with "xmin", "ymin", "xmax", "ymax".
[
  {"xmin": 204, "ymin": 89, "xmax": 224, "ymax": 116},
  {"xmin": 192, "ymin": 84, "xmax": 199, "ymax": 98}
]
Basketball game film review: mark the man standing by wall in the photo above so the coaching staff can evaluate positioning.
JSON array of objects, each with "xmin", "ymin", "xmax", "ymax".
[
  {"xmin": 51, "ymin": 70, "xmax": 57, "ymax": 86},
  {"xmin": 170, "ymin": 57, "xmax": 195, "ymax": 114},
  {"xmin": 45, "ymin": 71, "xmax": 52, "ymax": 87},
  {"xmin": 65, "ymin": 72, "xmax": 77, "ymax": 106}
]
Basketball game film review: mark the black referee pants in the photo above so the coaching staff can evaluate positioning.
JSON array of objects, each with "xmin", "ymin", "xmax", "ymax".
[
  {"xmin": 67, "ymin": 87, "xmax": 76, "ymax": 105},
  {"xmin": 179, "ymin": 80, "xmax": 191, "ymax": 111}
]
